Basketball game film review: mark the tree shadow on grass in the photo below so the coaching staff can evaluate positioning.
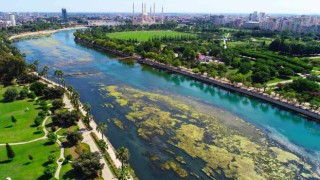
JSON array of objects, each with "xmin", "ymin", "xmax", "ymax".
[
  {"xmin": 62, "ymin": 169, "xmax": 79, "ymax": 180},
  {"xmin": 44, "ymin": 141, "xmax": 54, "ymax": 146},
  {"xmin": 0, "ymin": 160, "xmax": 11, "ymax": 164},
  {"xmin": 30, "ymin": 124, "xmax": 38, "ymax": 128},
  {"xmin": 37, "ymin": 174, "xmax": 51, "ymax": 180},
  {"xmin": 33, "ymin": 131, "xmax": 42, "ymax": 134},
  {"xmin": 4, "ymin": 125, "xmax": 13, "ymax": 128},
  {"xmin": 23, "ymin": 162, "xmax": 31, "ymax": 166}
]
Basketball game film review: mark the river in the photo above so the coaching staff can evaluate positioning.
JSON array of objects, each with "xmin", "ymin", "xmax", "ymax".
[{"xmin": 14, "ymin": 30, "xmax": 320, "ymax": 179}]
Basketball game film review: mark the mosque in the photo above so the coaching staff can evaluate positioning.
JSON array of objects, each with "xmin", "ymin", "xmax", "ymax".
[{"xmin": 132, "ymin": 3, "xmax": 164, "ymax": 25}]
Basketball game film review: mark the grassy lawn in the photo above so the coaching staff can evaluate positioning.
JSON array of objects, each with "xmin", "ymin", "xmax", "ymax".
[
  {"xmin": 106, "ymin": 30, "xmax": 195, "ymax": 42},
  {"xmin": 0, "ymin": 85, "xmax": 44, "ymax": 143},
  {"xmin": 56, "ymin": 125, "xmax": 79, "ymax": 136},
  {"xmin": 60, "ymin": 163, "xmax": 79, "ymax": 179},
  {"xmin": 0, "ymin": 140, "xmax": 59, "ymax": 180}
]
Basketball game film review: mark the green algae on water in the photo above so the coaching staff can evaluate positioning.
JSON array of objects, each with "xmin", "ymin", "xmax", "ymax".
[{"xmin": 101, "ymin": 85, "xmax": 320, "ymax": 179}]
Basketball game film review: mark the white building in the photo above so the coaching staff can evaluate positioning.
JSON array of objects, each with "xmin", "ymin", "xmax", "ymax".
[{"xmin": 7, "ymin": 13, "xmax": 16, "ymax": 26}]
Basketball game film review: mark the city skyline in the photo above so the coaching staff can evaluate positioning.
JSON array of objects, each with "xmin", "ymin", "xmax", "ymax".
[{"xmin": 1, "ymin": 0, "xmax": 320, "ymax": 14}]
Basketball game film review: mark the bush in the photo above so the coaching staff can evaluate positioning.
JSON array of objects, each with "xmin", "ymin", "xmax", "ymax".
[
  {"xmin": 3, "ymin": 88, "xmax": 19, "ymax": 102},
  {"xmin": 52, "ymin": 99, "xmax": 64, "ymax": 111},
  {"xmin": 44, "ymin": 164, "xmax": 56, "ymax": 178},
  {"xmin": 47, "ymin": 154, "xmax": 56, "ymax": 164},
  {"xmin": 47, "ymin": 132, "xmax": 57, "ymax": 144},
  {"xmin": 30, "ymin": 82, "xmax": 47, "ymax": 96},
  {"xmin": 28, "ymin": 91, "xmax": 36, "ymax": 100},
  {"xmin": 43, "ymin": 87, "xmax": 64, "ymax": 100},
  {"xmin": 72, "ymin": 153, "xmax": 104, "ymax": 178},
  {"xmin": 34, "ymin": 116, "xmax": 43, "ymax": 126},
  {"xmin": 66, "ymin": 132, "xmax": 83, "ymax": 146},
  {"xmin": 19, "ymin": 88, "xmax": 29, "ymax": 99},
  {"xmin": 65, "ymin": 154, "xmax": 72, "ymax": 161}
]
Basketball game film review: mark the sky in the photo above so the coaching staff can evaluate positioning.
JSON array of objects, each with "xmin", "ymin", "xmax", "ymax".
[{"xmin": 0, "ymin": 0, "xmax": 319, "ymax": 14}]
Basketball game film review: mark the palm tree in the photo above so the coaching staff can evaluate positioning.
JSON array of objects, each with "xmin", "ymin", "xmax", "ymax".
[
  {"xmin": 116, "ymin": 147, "xmax": 130, "ymax": 170},
  {"xmin": 96, "ymin": 122, "xmax": 107, "ymax": 139},
  {"xmin": 42, "ymin": 66, "xmax": 49, "ymax": 78},
  {"xmin": 34, "ymin": 60, "xmax": 39, "ymax": 72}
]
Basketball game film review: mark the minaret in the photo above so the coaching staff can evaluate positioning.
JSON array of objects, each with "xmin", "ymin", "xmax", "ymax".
[
  {"xmin": 162, "ymin": 6, "xmax": 164, "ymax": 24},
  {"xmin": 132, "ymin": 3, "xmax": 135, "ymax": 24},
  {"xmin": 153, "ymin": 3, "xmax": 156, "ymax": 23},
  {"xmin": 144, "ymin": 3, "xmax": 147, "ymax": 13}
]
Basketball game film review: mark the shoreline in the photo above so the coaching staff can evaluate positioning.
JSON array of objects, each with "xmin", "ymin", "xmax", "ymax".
[
  {"xmin": 8, "ymin": 26, "xmax": 86, "ymax": 40},
  {"xmin": 39, "ymin": 75, "xmax": 123, "ymax": 179},
  {"xmin": 75, "ymin": 38, "xmax": 320, "ymax": 121}
]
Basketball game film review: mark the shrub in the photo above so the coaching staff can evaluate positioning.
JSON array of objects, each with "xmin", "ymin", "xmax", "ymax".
[
  {"xmin": 44, "ymin": 164, "xmax": 56, "ymax": 178},
  {"xmin": 30, "ymin": 82, "xmax": 47, "ymax": 96},
  {"xmin": 3, "ymin": 88, "xmax": 19, "ymax": 102},
  {"xmin": 34, "ymin": 116, "xmax": 43, "ymax": 126},
  {"xmin": 72, "ymin": 153, "xmax": 104, "ymax": 178},
  {"xmin": 19, "ymin": 88, "xmax": 29, "ymax": 99},
  {"xmin": 47, "ymin": 154, "xmax": 56, "ymax": 164},
  {"xmin": 66, "ymin": 132, "xmax": 83, "ymax": 146},
  {"xmin": 28, "ymin": 91, "xmax": 36, "ymax": 100},
  {"xmin": 52, "ymin": 99, "xmax": 64, "ymax": 111}
]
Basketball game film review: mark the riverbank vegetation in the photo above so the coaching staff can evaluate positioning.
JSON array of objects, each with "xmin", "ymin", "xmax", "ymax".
[{"xmin": 74, "ymin": 23, "xmax": 319, "ymax": 111}]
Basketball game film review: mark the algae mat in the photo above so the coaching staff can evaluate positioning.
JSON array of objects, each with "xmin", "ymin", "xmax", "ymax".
[{"xmin": 101, "ymin": 85, "xmax": 318, "ymax": 179}]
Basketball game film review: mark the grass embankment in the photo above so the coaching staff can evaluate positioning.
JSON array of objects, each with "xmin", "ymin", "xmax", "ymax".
[
  {"xmin": 106, "ymin": 30, "xmax": 195, "ymax": 42},
  {"xmin": 0, "ymin": 140, "xmax": 59, "ymax": 180},
  {"xmin": 0, "ymin": 85, "xmax": 44, "ymax": 143}
]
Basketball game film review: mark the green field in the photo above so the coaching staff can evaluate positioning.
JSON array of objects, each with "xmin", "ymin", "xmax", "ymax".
[
  {"xmin": 106, "ymin": 30, "xmax": 195, "ymax": 41},
  {"xmin": 0, "ymin": 140, "xmax": 59, "ymax": 180},
  {"xmin": 0, "ymin": 86, "xmax": 44, "ymax": 143}
]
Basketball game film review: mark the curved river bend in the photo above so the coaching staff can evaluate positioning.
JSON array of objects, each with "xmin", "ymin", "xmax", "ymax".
[{"xmin": 14, "ymin": 30, "xmax": 320, "ymax": 179}]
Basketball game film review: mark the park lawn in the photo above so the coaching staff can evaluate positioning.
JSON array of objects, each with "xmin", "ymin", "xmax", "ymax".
[
  {"xmin": 0, "ymin": 86, "xmax": 44, "ymax": 143},
  {"xmin": 0, "ymin": 140, "xmax": 59, "ymax": 180},
  {"xmin": 106, "ymin": 30, "xmax": 195, "ymax": 42},
  {"xmin": 60, "ymin": 163, "xmax": 79, "ymax": 179}
]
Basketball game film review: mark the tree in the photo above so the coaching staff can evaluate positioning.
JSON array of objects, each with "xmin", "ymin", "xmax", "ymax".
[
  {"xmin": 47, "ymin": 132, "xmax": 57, "ymax": 144},
  {"xmin": 83, "ymin": 102, "xmax": 91, "ymax": 113},
  {"xmin": 172, "ymin": 59, "xmax": 181, "ymax": 67},
  {"xmin": 72, "ymin": 153, "xmax": 104, "ymax": 178},
  {"xmin": 116, "ymin": 147, "xmax": 130, "ymax": 170},
  {"xmin": 238, "ymin": 62, "xmax": 252, "ymax": 74},
  {"xmin": 34, "ymin": 60, "xmax": 39, "ymax": 72},
  {"xmin": 19, "ymin": 88, "xmax": 29, "ymax": 99},
  {"xmin": 48, "ymin": 154, "xmax": 56, "ymax": 164},
  {"xmin": 11, "ymin": 116, "xmax": 17, "ymax": 125},
  {"xmin": 30, "ymin": 82, "xmax": 47, "ymax": 96},
  {"xmin": 52, "ymin": 99, "xmax": 65, "ymax": 111},
  {"xmin": 66, "ymin": 132, "xmax": 83, "ymax": 146},
  {"xmin": 44, "ymin": 164, "xmax": 56, "ymax": 178},
  {"xmin": 29, "ymin": 154, "xmax": 33, "ymax": 162},
  {"xmin": 40, "ymin": 66, "xmax": 49, "ymax": 78},
  {"xmin": 3, "ymin": 88, "xmax": 19, "ymax": 102},
  {"xmin": 6, "ymin": 143, "xmax": 15, "ymax": 160},
  {"xmin": 96, "ymin": 122, "xmax": 107, "ymax": 139}
]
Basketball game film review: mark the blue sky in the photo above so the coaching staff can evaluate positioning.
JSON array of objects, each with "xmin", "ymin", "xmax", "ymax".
[{"xmin": 1, "ymin": 0, "xmax": 319, "ymax": 14}]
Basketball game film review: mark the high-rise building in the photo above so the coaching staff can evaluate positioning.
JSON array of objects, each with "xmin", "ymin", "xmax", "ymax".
[
  {"xmin": 8, "ymin": 13, "xmax": 16, "ymax": 26},
  {"xmin": 61, "ymin": 8, "xmax": 67, "ymax": 22}
]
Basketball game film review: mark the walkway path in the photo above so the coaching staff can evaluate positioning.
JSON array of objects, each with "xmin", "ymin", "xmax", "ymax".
[
  {"xmin": 63, "ymin": 94, "xmax": 116, "ymax": 180},
  {"xmin": 0, "ymin": 116, "xmax": 50, "ymax": 146},
  {"xmin": 54, "ymin": 133, "xmax": 65, "ymax": 179}
]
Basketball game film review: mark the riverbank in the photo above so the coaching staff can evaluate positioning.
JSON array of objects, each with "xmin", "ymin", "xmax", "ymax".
[
  {"xmin": 9, "ymin": 26, "xmax": 86, "ymax": 40},
  {"xmin": 39, "ymin": 75, "xmax": 123, "ymax": 180},
  {"xmin": 75, "ymin": 38, "xmax": 320, "ymax": 121}
]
